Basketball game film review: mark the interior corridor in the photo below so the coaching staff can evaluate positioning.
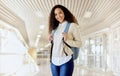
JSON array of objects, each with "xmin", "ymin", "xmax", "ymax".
[
  {"xmin": 34, "ymin": 57, "xmax": 114, "ymax": 76},
  {"xmin": 0, "ymin": 0, "xmax": 120, "ymax": 76}
]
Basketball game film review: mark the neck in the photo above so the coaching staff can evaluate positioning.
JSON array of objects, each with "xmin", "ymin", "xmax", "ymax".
[{"xmin": 59, "ymin": 20, "xmax": 66, "ymax": 24}]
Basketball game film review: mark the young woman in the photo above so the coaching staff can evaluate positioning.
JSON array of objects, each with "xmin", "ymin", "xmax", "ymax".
[{"xmin": 48, "ymin": 5, "xmax": 82, "ymax": 76}]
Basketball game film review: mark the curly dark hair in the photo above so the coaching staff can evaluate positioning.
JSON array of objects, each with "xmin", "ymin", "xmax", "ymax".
[{"xmin": 48, "ymin": 5, "xmax": 78, "ymax": 34}]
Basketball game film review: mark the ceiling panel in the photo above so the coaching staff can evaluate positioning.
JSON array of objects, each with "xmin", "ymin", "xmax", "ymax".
[{"xmin": 0, "ymin": 0, "xmax": 120, "ymax": 48}]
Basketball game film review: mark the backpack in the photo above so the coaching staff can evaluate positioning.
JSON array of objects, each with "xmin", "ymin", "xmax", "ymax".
[
  {"xmin": 63, "ymin": 22, "xmax": 80, "ymax": 60},
  {"xmin": 51, "ymin": 22, "xmax": 80, "ymax": 60}
]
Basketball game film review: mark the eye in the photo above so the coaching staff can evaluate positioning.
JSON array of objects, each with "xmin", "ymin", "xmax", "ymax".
[
  {"xmin": 55, "ymin": 13, "xmax": 57, "ymax": 16},
  {"xmin": 59, "ymin": 11, "xmax": 62, "ymax": 14}
]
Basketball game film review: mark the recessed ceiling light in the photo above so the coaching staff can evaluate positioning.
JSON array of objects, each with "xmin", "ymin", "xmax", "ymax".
[
  {"xmin": 37, "ymin": 34, "xmax": 41, "ymax": 38},
  {"xmin": 83, "ymin": 11, "xmax": 92, "ymax": 18},
  {"xmin": 39, "ymin": 25, "xmax": 44, "ymax": 30}
]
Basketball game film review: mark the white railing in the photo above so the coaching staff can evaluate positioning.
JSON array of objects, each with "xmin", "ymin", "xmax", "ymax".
[{"xmin": 0, "ymin": 53, "xmax": 39, "ymax": 76}]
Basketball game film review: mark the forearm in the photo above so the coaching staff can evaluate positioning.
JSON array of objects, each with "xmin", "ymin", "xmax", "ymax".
[{"xmin": 65, "ymin": 39, "xmax": 82, "ymax": 48}]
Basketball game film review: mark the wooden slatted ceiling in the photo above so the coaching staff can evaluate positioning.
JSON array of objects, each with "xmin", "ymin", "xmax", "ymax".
[
  {"xmin": 0, "ymin": 2, "xmax": 29, "ymax": 43},
  {"xmin": 0, "ymin": 0, "xmax": 120, "ymax": 47},
  {"xmin": 1, "ymin": 0, "xmax": 120, "ymax": 26}
]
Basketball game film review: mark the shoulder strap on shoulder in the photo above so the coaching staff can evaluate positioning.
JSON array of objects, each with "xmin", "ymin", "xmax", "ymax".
[
  {"xmin": 52, "ymin": 22, "xmax": 71, "ymax": 35},
  {"xmin": 64, "ymin": 22, "xmax": 71, "ymax": 33}
]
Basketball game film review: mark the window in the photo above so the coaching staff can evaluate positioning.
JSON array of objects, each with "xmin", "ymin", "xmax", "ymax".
[
  {"xmin": 0, "ymin": 21, "xmax": 38, "ymax": 76},
  {"xmin": 79, "ymin": 33, "xmax": 107, "ymax": 71}
]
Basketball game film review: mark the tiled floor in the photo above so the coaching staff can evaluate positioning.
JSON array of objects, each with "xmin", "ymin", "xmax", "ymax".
[{"xmin": 35, "ymin": 58, "xmax": 114, "ymax": 76}]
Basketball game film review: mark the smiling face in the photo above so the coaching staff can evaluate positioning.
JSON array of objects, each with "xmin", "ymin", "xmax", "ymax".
[{"xmin": 54, "ymin": 8, "xmax": 65, "ymax": 23}]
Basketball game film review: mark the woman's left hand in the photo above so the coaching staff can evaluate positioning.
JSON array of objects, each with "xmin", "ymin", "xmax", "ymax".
[{"xmin": 62, "ymin": 32, "xmax": 67, "ymax": 41}]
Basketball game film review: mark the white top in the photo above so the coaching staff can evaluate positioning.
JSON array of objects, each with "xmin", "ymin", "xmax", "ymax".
[{"xmin": 52, "ymin": 21, "xmax": 72, "ymax": 66}]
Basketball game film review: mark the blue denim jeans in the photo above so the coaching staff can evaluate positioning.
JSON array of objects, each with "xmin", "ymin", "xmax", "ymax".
[{"xmin": 50, "ymin": 58, "xmax": 74, "ymax": 76}]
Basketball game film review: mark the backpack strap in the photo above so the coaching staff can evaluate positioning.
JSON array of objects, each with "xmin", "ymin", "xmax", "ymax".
[
  {"xmin": 52, "ymin": 22, "xmax": 71, "ymax": 35},
  {"xmin": 64, "ymin": 22, "xmax": 71, "ymax": 33},
  {"xmin": 50, "ymin": 22, "xmax": 71, "ymax": 61}
]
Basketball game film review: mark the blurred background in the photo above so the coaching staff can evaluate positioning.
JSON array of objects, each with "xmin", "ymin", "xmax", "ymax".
[{"xmin": 0, "ymin": 0, "xmax": 120, "ymax": 76}]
